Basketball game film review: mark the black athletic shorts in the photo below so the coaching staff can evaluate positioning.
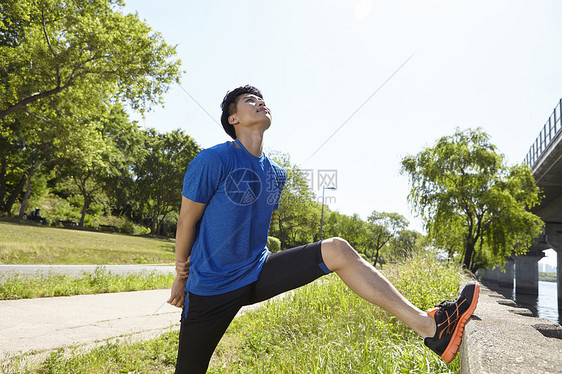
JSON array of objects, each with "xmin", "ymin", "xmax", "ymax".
[{"xmin": 175, "ymin": 240, "xmax": 331, "ymax": 374}]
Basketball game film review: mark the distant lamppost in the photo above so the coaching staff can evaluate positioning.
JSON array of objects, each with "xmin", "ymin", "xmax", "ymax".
[{"xmin": 320, "ymin": 186, "xmax": 336, "ymax": 241}]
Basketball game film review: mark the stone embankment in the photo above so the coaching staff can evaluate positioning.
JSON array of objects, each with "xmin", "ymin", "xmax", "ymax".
[{"xmin": 460, "ymin": 284, "xmax": 562, "ymax": 374}]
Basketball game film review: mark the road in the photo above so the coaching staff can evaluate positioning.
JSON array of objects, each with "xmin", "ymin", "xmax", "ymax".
[{"xmin": 0, "ymin": 264, "xmax": 176, "ymax": 279}]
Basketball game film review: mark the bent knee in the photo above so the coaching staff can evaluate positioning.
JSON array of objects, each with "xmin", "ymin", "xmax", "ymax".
[{"xmin": 321, "ymin": 237, "xmax": 358, "ymax": 271}]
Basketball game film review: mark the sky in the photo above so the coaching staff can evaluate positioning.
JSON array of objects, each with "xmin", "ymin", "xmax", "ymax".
[{"xmin": 121, "ymin": 0, "xmax": 561, "ymax": 266}]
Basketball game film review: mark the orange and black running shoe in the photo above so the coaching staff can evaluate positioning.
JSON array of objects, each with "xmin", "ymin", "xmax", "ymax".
[{"xmin": 424, "ymin": 281, "xmax": 480, "ymax": 363}]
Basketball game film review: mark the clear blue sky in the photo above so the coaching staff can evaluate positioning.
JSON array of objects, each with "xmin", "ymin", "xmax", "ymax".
[{"xmin": 122, "ymin": 0, "xmax": 561, "ymax": 265}]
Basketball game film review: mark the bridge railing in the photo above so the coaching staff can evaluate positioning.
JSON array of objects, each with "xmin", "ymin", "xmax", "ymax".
[{"xmin": 524, "ymin": 98, "xmax": 562, "ymax": 168}]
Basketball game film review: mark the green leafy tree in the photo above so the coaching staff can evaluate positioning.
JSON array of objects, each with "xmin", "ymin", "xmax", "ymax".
[
  {"xmin": 401, "ymin": 128, "xmax": 543, "ymax": 272},
  {"xmin": 0, "ymin": 116, "xmax": 33, "ymax": 214},
  {"xmin": 429, "ymin": 214, "xmax": 465, "ymax": 262},
  {"xmin": 57, "ymin": 105, "xmax": 139, "ymax": 226},
  {"xmin": 366, "ymin": 211, "xmax": 408, "ymax": 267},
  {"xmin": 269, "ymin": 153, "xmax": 320, "ymax": 249},
  {"xmin": 0, "ymin": 64, "xmax": 120, "ymax": 215},
  {"xmin": 394, "ymin": 229, "xmax": 426, "ymax": 261},
  {"xmin": 322, "ymin": 211, "xmax": 370, "ymax": 254},
  {"xmin": 0, "ymin": 0, "xmax": 181, "ymax": 217},
  {"xmin": 0, "ymin": 0, "xmax": 181, "ymax": 120},
  {"xmin": 2, "ymin": 84, "xmax": 119, "ymax": 218},
  {"xmin": 0, "ymin": 98, "xmax": 70, "ymax": 216},
  {"xmin": 102, "ymin": 110, "xmax": 148, "ymax": 222},
  {"xmin": 133, "ymin": 129, "xmax": 199, "ymax": 235}
]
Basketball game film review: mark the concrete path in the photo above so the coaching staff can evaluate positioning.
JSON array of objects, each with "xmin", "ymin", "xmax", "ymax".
[
  {"xmin": 0, "ymin": 264, "xmax": 175, "ymax": 280},
  {"xmin": 0, "ymin": 289, "xmax": 180, "ymax": 360},
  {"xmin": 0, "ymin": 289, "xmax": 265, "ymax": 362}
]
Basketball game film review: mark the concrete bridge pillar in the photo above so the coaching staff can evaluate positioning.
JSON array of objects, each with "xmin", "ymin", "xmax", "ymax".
[
  {"xmin": 515, "ymin": 252, "xmax": 544, "ymax": 296},
  {"xmin": 498, "ymin": 259, "xmax": 515, "ymax": 289},
  {"xmin": 557, "ymin": 249, "xmax": 562, "ymax": 310},
  {"xmin": 545, "ymin": 222, "xmax": 562, "ymax": 303},
  {"xmin": 489, "ymin": 267, "xmax": 500, "ymax": 284},
  {"xmin": 478, "ymin": 268, "xmax": 492, "ymax": 283},
  {"xmin": 478, "ymin": 267, "xmax": 498, "ymax": 284}
]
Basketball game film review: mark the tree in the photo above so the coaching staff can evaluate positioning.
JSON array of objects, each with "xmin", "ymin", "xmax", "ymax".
[
  {"xmin": 0, "ymin": 116, "xmax": 32, "ymax": 214},
  {"xmin": 133, "ymin": 129, "xmax": 199, "ymax": 235},
  {"xmin": 394, "ymin": 229, "xmax": 426, "ymax": 260},
  {"xmin": 334, "ymin": 213, "xmax": 369, "ymax": 250},
  {"xmin": 0, "ymin": 0, "xmax": 181, "ymax": 216},
  {"xmin": 0, "ymin": 0, "xmax": 181, "ymax": 120},
  {"xmin": 0, "ymin": 82, "xmax": 119, "ymax": 217},
  {"xmin": 401, "ymin": 128, "xmax": 543, "ymax": 272},
  {"xmin": 366, "ymin": 211, "xmax": 408, "ymax": 267},
  {"xmin": 102, "ymin": 108, "xmax": 148, "ymax": 222},
  {"xmin": 0, "ymin": 98, "xmax": 68, "ymax": 216},
  {"xmin": 269, "ymin": 153, "xmax": 320, "ymax": 249},
  {"xmin": 57, "ymin": 104, "xmax": 139, "ymax": 226}
]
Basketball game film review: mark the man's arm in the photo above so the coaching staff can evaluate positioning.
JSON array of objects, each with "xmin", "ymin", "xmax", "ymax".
[{"xmin": 167, "ymin": 196, "xmax": 206, "ymax": 308}]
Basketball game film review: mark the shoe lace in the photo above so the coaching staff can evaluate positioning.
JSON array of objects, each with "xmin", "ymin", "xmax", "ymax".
[{"xmin": 435, "ymin": 300, "xmax": 454, "ymax": 309}]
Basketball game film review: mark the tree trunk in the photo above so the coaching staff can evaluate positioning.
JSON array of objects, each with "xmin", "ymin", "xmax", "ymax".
[
  {"xmin": 278, "ymin": 215, "xmax": 286, "ymax": 250},
  {"xmin": 447, "ymin": 245, "xmax": 455, "ymax": 262},
  {"xmin": 0, "ymin": 152, "xmax": 7, "ymax": 209},
  {"xmin": 4, "ymin": 174, "xmax": 26, "ymax": 215},
  {"xmin": 463, "ymin": 241, "xmax": 475, "ymax": 270},
  {"xmin": 373, "ymin": 247, "xmax": 381, "ymax": 269},
  {"xmin": 158, "ymin": 211, "xmax": 169, "ymax": 236},
  {"xmin": 150, "ymin": 199, "xmax": 160, "ymax": 235},
  {"xmin": 79, "ymin": 196, "xmax": 89, "ymax": 227},
  {"xmin": 18, "ymin": 168, "xmax": 36, "ymax": 219},
  {"xmin": 73, "ymin": 173, "xmax": 92, "ymax": 227}
]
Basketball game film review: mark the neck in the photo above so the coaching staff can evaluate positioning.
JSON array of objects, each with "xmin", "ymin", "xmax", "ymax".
[{"xmin": 236, "ymin": 131, "xmax": 264, "ymax": 157}]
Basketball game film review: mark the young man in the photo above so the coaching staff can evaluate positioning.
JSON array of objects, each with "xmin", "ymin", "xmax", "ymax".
[{"xmin": 168, "ymin": 85, "xmax": 479, "ymax": 373}]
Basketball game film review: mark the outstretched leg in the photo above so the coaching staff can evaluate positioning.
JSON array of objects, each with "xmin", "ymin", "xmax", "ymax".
[
  {"xmin": 321, "ymin": 237, "xmax": 480, "ymax": 363},
  {"xmin": 321, "ymin": 237, "xmax": 436, "ymax": 338}
]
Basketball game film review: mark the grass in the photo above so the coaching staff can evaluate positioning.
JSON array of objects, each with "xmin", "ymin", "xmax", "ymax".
[
  {"xmin": 0, "ymin": 219, "xmax": 175, "ymax": 265},
  {"xmin": 0, "ymin": 266, "xmax": 175, "ymax": 300},
  {"xmin": 5, "ymin": 253, "xmax": 465, "ymax": 373}
]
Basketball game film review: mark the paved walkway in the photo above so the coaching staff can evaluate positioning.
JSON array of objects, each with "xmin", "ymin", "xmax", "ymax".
[
  {"xmin": 0, "ymin": 289, "xmax": 265, "ymax": 362},
  {"xmin": 1, "ymin": 289, "xmax": 180, "ymax": 360}
]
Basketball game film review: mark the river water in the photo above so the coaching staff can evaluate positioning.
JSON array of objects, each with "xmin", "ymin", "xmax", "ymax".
[
  {"xmin": 490, "ymin": 280, "xmax": 560, "ymax": 325},
  {"xmin": 535, "ymin": 281, "xmax": 559, "ymax": 324}
]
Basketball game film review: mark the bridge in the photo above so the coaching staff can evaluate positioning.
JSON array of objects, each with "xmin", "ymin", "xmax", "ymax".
[{"xmin": 480, "ymin": 98, "xmax": 562, "ymax": 311}]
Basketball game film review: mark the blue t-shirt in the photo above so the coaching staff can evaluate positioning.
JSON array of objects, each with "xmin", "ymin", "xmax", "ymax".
[{"xmin": 182, "ymin": 139, "xmax": 286, "ymax": 299}]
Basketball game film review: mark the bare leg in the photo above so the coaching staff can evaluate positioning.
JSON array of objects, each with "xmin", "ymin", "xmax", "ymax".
[{"xmin": 321, "ymin": 237, "xmax": 436, "ymax": 338}]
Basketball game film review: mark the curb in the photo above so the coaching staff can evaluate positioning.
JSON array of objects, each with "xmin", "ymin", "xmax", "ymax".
[{"xmin": 459, "ymin": 284, "xmax": 562, "ymax": 373}]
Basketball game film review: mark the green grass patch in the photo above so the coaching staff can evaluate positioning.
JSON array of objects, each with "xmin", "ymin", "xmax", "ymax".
[
  {"xmin": 6, "ymin": 253, "xmax": 464, "ymax": 373},
  {"xmin": 0, "ymin": 266, "xmax": 175, "ymax": 300},
  {"xmin": 3, "ymin": 331, "xmax": 180, "ymax": 374},
  {"xmin": 209, "ymin": 253, "xmax": 462, "ymax": 373},
  {"xmin": 0, "ymin": 220, "xmax": 175, "ymax": 264}
]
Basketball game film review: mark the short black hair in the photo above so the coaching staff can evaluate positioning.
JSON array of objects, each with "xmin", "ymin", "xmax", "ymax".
[{"xmin": 220, "ymin": 85, "xmax": 263, "ymax": 139}]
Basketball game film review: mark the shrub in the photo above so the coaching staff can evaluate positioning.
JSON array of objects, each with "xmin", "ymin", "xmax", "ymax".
[
  {"xmin": 99, "ymin": 215, "xmax": 151, "ymax": 235},
  {"xmin": 267, "ymin": 236, "xmax": 281, "ymax": 253}
]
